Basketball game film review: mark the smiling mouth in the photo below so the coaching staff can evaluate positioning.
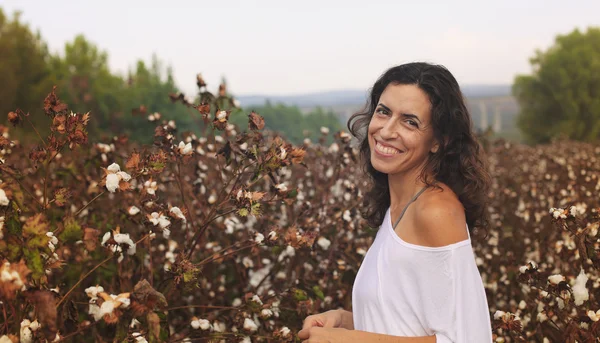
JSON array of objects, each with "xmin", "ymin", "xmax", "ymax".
[{"xmin": 374, "ymin": 139, "xmax": 402, "ymax": 155}]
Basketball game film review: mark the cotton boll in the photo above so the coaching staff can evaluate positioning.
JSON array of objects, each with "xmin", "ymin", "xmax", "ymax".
[{"xmin": 572, "ymin": 269, "xmax": 589, "ymax": 305}]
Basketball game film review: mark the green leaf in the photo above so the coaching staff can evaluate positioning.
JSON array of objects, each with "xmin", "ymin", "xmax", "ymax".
[
  {"xmin": 23, "ymin": 248, "xmax": 45, "ymax": 282},
  {"xmin": 312, "ymin": 285, "xmax": 325, "ymax": 300},
  {"xmin": 59, "ymin": 216, "xmax": 82, "ymax": 242}
]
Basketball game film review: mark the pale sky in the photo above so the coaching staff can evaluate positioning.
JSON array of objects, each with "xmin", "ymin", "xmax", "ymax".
[{"xmin": 4, "ymin": 0, "xmax": 600, "ymax": 96}]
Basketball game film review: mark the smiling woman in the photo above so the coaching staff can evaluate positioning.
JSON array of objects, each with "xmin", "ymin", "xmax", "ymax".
[{"xmin": 298, "ymin": 62, "xmax": 493, "ymax": 343}]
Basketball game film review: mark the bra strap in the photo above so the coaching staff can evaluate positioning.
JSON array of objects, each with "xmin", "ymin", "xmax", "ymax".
[{"xmin": 392, "ymin": 186, "xmax": 429, "ymax": 230}]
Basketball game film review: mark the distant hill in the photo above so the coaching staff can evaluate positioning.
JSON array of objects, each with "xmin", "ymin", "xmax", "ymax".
[
  {"xmin": 237, "ymin": 84, "xmax": 521, "ymax": 142},
  {"xmin": 237, "ymin": 85, "xmax": 511, "ymax": 108}
]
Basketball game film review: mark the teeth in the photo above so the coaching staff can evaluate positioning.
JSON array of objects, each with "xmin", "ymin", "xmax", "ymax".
[{"xmin": 376, "ymin": 141, "xmax": 400, "ymax": 155}]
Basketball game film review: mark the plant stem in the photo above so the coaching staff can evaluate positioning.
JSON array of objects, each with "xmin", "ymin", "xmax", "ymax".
[
  {"xmin": 24, "ymin": 115, "xmax": 47, "ymax": 147},
  {"xmin": 74, "ymin": 190, "xmax": 106, "ymax": 217},
  {"xmin": 56, "ymin": 254, "xmax": 113, "ymax": 308}
]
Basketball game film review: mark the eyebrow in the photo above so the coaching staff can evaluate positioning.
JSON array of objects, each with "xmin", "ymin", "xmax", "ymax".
[{"xmin": 377, "ymin": 103, "xmax": 422, "ymax": 123}]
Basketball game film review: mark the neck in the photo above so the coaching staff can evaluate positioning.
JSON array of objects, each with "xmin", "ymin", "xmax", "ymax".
[{"xmin": 387, "ymin": 167, "xmax": 430, "ymax": 210}]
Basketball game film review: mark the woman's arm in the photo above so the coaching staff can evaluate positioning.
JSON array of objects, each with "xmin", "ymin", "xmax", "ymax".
[
  {"xmin": 298, "ymin": 327, "xmax": 437, "ymax": 342},
  {"xmin": 352, "ymin": 330, "xmax": 436, "ymax": 343},
  {"xmin": 337, "ymin": 309, "xmax": 354, "ymax": 330}
]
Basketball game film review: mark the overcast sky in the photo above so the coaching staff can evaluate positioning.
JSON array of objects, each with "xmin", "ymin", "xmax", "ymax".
[{"xmin": 4, "ymin": 0, "xmax": 599, "ymax": 96}]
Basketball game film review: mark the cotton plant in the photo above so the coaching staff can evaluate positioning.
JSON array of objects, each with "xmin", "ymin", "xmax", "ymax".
[
  {"xmin": 176, "ymin": 141, "xmax": 193, "ymax": 156},
  {"xmin": 147, "ymin": 212, "xmax": 171, "ymax": 238},
  {"xmin": 84, "ymin": 285, "xmax": 131, "ymax": 323},
  {"xmin": 101, "ymin": 228, "xmax": 136, "ymax": 263},
  {"xmin": 102, "ymin": 162, "xmax": 132, "ymax": 193},
  {"xmin": 0, "ymin": 188, "xmax": 9, "ymax": 206},
  {"xmin": 144, "ymin": 179, "xmax": 158, "ymax": 195},
  {"xmin": 169, "ymin": 206, "xmax": 187, "ymax": 222}
]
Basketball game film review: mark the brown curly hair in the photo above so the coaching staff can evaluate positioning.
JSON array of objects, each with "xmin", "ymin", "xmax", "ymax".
[{"xmin": 347, "ymin": 62, "xmax": 490, "ymax": 237}]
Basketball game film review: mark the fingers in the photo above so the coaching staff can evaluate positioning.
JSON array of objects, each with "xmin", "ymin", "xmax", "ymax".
[
  {"xmin": 298, "ymin": 326, "xmax": 315, "ymax": 339},
  {"xmin": 301, "ymin": 316, "xmax": 323, "ymax": 331}
]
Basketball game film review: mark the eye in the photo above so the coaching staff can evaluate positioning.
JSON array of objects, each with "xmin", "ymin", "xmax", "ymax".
[
  {"xmin": 375, "ymin": 108, "xmax": 389, "ymax": 116},
  {"xmin": 406, "ymin": 119, "xmax": 419, "ymax": 128}
]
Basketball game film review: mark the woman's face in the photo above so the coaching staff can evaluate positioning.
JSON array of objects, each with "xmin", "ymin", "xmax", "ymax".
[{"xmin": 367, "ymin": 83, "xmax": 439, "ymax": 176}]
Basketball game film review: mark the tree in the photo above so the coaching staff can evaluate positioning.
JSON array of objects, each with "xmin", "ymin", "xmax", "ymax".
[
  {"xmin": 48, "ymin": 34, "xmax": 126, "ymax": 139},
  {"xmin": 120, "ymin": 55, "xmax": 195, "ymax": 144},
  {"xmin": 513, "ymin": 27, "xmax": 600, "ymax": 144},
  {"xmin": 230, "ymin": 102, "xmax": 343, "ymax": 145},
  {"xmin": 0, "ymin": 9, "xmax": 54, "ymax": 136}
]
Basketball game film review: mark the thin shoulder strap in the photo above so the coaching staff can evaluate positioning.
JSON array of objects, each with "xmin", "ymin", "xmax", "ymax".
[{"xmin": 392, "ymin": 186, "xmax": 429, "ymax": 230}]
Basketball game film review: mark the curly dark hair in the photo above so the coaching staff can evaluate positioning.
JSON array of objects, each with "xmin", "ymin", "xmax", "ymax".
[{"xmin": 347, "ymin": 62, "xmax": 490, "ymax": 237}]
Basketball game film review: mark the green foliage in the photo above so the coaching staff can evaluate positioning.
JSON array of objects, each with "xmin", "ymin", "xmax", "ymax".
[
  {"xmin": 230, "ymin": 102, "xmax": 343, "ymax": 145},
  {"xmin": 513, "ymin": 27, "xmax": 600, "ymax": 144},
  {"xmin": 59, "ymin": 216, "xmax": 83, "ymax": 243},
  {"xmin": 0, "ymin": 9, "xmax": 54, "ymax": 137}
]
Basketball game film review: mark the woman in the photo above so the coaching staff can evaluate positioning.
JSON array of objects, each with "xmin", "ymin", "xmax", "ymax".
[{"xmin": 298, "ymin": 62, "xmax": 493, "ymax": 342}]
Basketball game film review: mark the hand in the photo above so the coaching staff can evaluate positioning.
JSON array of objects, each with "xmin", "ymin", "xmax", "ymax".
[
  {"xmin": 297, "ymin": 326, "xmax": 352, "ymax": 343},
  {"xmin": 300, "ymin": 309, "xmax": 344, "ymax": 332}
]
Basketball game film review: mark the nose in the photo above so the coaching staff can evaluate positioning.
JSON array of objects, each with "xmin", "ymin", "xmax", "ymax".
[{"xmin": 379, "ymin": 117, "xmax": 399, "ymax": 140}]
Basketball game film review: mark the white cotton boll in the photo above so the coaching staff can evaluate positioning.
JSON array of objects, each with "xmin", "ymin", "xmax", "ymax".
[
  {"xmin": 99, "ymin": 300, "xmax": 115, "ymax": 318},
  {"xmin": 251, "ymin": 294, "xmax": 262, "ymax": 305},
  {"xmin": 85, "ymin": 285, "xmax": 104, "ymax": 300},
  {"xmin": 328, "ymin": 143, "xmax": 339, "ymax": 153},
  {"xmin": 191, "ymin": 318, "xmax": 211, "ymax": 330},
  {"xmin": 20, "ymin": 326, "xmax": 33, "ymax": 343},
  {"xmin": 280, "ymin": 326, "xmax": 290, "ymax": 337},
  {"xmin": 162, "ymin": 228, "xmax": 170, "ymax": 239},
  {"xmin": 101, "ymin": 231, "xmax": 111, "ymax": 246},
  {"xmin": 320, "ymin": 127, "xmax": 329, "ymax": 134},
  {"xmin": 105, "ymin": 173, "xmax": 120, "ymax": 193},
  {"xmin": 343, "ymin": 210, "xmax": 352, "ymax": 222},
  {"xmin": 317, "ymin": 237, "xmax": 331, "ymax": 250},
  {"xmin": 198, "ymin": 319, "xmax": 211, "ymax": 330},
  {"xmin": 116, "ymin": 171, "xmax": 131, "ymax": 182},
  {"xmin": 261, "ymin": 309, "xmax": 273, "ymax": 318},
  {"xmin": 128, "ymin": 206, "xmax": 140, "ymax": 215},
  {"xmin": 114, "ymin": 233, "xmax": 136, "ymax": 255},
  {"xmin": 254, "ymin": 233, "xmax": 264, "ymax": 244},
  {"xmin": 107, "ymin": 163, "xmax": 121, "ymax": 173},
  {"xmin": 232, "ymin": 298, "xmax": 242, "ymax": 307},
  {"xmin": 537, "ymin": 311, "xmax": 548, "ymax": 322},
  {"xmin": 572, "ymin": 269, "xmax": 589, "ymax": 305},
  {"xmin": 213, "ymin": 321, "xmax": 226, "ymax": 332},
  {"xmin": 240, "ymin": 337, "xmax": 252, "ymax": 343},
  {"xmin": 548, "ymin": 274, "xmax": 565, "ymax": 285},
  {"xmin": 130, "ymin": 318, "xmax": 141, "ymax": 328},
  {"xmin": 116, "ymin": 295, "xmax": 130, "ymax": 308},
  {"xmin": 243, "ymin": 318, "xmax": 258, "ymax": 332},
  {"xmin": 169, "ymin": 207, "xmax": 186, "ymax": 222},
  {"xmin": 493, "ymin": 310, "xmax": 506, "ymax": 320},
  {"xmin": 268, "ymin": 231, "xmax": 277, "ymax": 241},
  {"xmin": 587, "ymin": 310, "xmax": 600, "ymax": 322},
  {"xmin": 0, "ymin": 189, "xmax": 9, "ymax": 206},
  {"xmin": 242, "ymin": 256, "xmax": 254, "ymax": 268},
  {"xmin": 275, "ymin": 183, "xmax": 287, "ymax": 192},
  {"xmin": 132, "ymin": 333, "xmax": 148, "ymax": 343},
  {"xmin": 47, "ymin": 232, "xmax": 58, "ymax": 246},
  {"xmin": 158, "ymin": 216, "xmax": 171, "ymax": 229}
]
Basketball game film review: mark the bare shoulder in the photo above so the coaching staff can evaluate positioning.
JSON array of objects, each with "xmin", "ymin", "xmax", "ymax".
[{"xmin": 413, "ymin": 183, "xmax": 468, "ymax": 247}]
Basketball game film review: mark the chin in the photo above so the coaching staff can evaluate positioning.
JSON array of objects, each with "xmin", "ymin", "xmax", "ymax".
[{"xmin": 370, "ymin": 151, "xmax": 394, "ymax": 174}]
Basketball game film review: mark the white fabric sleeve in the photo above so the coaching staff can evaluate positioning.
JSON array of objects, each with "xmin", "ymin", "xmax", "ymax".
[{"xmin": 427, "ymin": 246, "xmax": 493, "ymax": 343}]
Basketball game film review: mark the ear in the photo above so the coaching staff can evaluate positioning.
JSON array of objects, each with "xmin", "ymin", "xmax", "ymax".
[{"xmin": 430, "ymin": 136, "xmax": 448, "ymax": 154}]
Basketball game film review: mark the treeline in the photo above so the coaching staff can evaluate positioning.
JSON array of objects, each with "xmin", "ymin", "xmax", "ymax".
[{"xmin": 0, "ymin": 8, "xmax": 343, "ymax": 145}]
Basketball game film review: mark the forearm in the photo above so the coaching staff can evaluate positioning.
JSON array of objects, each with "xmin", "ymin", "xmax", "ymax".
[
  {"xmin": 337, "ymin": 309, "xmax": 354, "ymax": 330},
  {"xmin": 350, "ymin": 330, "xmax": 436, "ymax": 343}
]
